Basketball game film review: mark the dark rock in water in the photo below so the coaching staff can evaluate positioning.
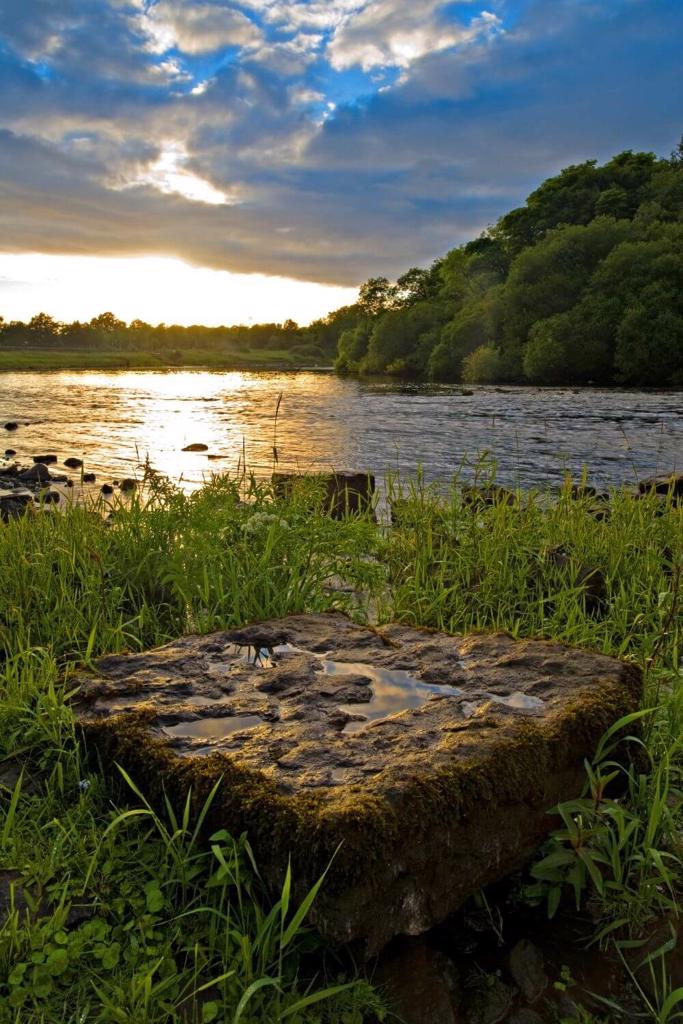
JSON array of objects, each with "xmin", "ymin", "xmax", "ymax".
[
  {"xmin": 182, "ymin": 443, "xmax": 209, "ymax": 452},
  {"xmin": 83, "ymin": 472, "xmax": 97, "ymax": 483},
  {"xmin": 39, "ymin": 490, "xmax": 60, "ymax": 504},
  {"xmin": 272, "ymin": 471, "xmax": 375, "ymax": 519},
  {"xmin": 100, "ymin": 483, "xmax": 114, "ymax": 495},
  {"xmin": 75, "ymin": 613, "xmax": 640, "ymax": 953},
  {"xmin": 4, "ymin": 422, "xmax": 18, "ymax": 431},
  {"xmin": 460, "ymin": 389, "xmax": 474, "ymax": 396},
  {"xmin": 569, "ymin": 484, "xmax": 610, "ymax": 502},
  {"xmin": 19, "ymin": 463, "xmax": 50, "ymax": 484},
  {"xmin": 120, "ymin": 478, "xmax": 137, "ymax": 491},
  {"xmin": 4, "ymin": 449, "xmax": 16, "ymax": 458},
  {"xmin": 66, "ymin": 479, "xmax": 74, "ymax": 487},
  {"xmin": 64, "ymin": 457, "xmax": 83, "ymax": 469},
  {"xmin": 638, "ymin": 473, "xmax": 683, "ymax": 502},
  {"xmin": 375, "ymin": 937, "xmax": 461, "ymax": 1024},
  {"xmin": 33, "ymin": 454, "xmax": 58, "ymax": 465},
  {"xmin": 0, "ymin": 493, "xmax": 32, "ymax": 522},
  {"xmin": 462, "ymin": 486, "xmax": 515, "ymax": 508}
]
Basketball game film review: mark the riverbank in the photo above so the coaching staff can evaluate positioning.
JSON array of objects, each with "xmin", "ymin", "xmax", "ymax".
[
  {"xmin": 0, "ymin": 349, "xmax": 333, "ymax": 372},
  {"xmin": 1, "ymin": 473, "xmax": 681, "ymax": 1022}
]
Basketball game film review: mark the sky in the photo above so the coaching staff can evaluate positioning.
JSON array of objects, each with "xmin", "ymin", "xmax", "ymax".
[{"xmin": 0, "ymin": 0, "xmax": 681, "ymax": 326}]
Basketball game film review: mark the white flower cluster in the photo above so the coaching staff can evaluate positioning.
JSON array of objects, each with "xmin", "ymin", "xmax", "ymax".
[{"xmin": 243, "ymin": 512, "xmax": 290, "ymax": 536}]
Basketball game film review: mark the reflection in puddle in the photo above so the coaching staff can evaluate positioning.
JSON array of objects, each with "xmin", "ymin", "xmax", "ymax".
[
  {"xmin": 461, "ymin": 691, "xmax": 545, "ymax": 719},
  {"xmin": 163, "ymin": 714, "xmax": 263, "ymax": 739},
  {"xmin": 320, "ymin": 660, "xmax": 465, "ymax": 734}
]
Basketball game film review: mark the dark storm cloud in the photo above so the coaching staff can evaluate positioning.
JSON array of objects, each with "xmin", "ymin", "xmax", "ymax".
[{"xmin": 0, "ymin": 0, "xmax": 680, "ymax": 286}]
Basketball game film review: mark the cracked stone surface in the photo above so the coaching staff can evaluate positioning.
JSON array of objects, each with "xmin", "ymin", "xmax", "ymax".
[{"xmin": 75, "ymin": 612, "xmax": 641, "ymax": 952}]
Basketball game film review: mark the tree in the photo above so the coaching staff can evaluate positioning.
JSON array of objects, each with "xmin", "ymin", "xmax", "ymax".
[
  {"xmin": 358, "ymin": 277, "xmax": 396, "ymax": 317},
  {"xmin": 462, "ymin": 345, "xmax": 504, "ymax": 384}
]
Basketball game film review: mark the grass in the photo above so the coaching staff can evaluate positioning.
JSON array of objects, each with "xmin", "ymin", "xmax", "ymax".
[
  {"xmin": 0, "ymin": 349, "xmax": 325, "ymax": 372},
  {"xmin": 0, "ymin": 467, "xmax": 681, "ymax": 1021}
]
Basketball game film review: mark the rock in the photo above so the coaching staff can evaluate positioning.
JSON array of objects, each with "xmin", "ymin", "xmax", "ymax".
[
  {"xmin": 4, "ymin": 422, "xmax": 18, "ymax": 431},
  {"xmin": 638, "ymin": 473, "xmax": 683, "ymax": 501},
  {"xmin": 461, "ymin": 389, "xmax": 475, "ymax": 396},
  {"xmin": 464, "ymin": 975, "xmax": 514, "ymax": 1024},
  {"xmin": 543, "ymin": 547, "xmax": 607, "ymax": 616},
  {"xmin": 100, "ymin": 483, "xmax": 114, "ymax": 495},
  {"xmin": 75, "ymin": 613, "xmax": 641, "ymax": 954},
  {"xmin": 0, "ymin": 493, "xmax": 32, "ymax": 521},
  {"xmin": 375, "ymin": 937, "xmax": 462, "ymax": 1024},
  {"xmin": 66, "ymin": 479, "xmax": 74, "ymax": 488},
  {"xmin": 32, "ymin": 454, "xmax": 58, "ymax": 465},
  {"xmin": 462, "ymin": 486, "xmax": 515, "ymax": 508},
  {"xmin": 508, "ymin": 940, "xmax": 548, "ymax": 1004},
  {"xmin": 120, "ymin": 478, "xmax": 137, "ymax": 491},
  {"xmin": 272, "ymin": 472, "xmax": 375, "ymax": 519},
  {"xmin": 19, "ymin": 463, "xmax": 50, "ymax": 484},
  {"xmin": 506, "ymin": 1011, "xmax": 545, "ymax": 1024},
  {"xmin": 39, "ymin": 490, "xmax": 60, "ymax": 504},
  {"xmin": 4, "ymin": 449, "xmax": 16, "ymax": 458},
  {"xmin": 64, "ymin": 457, "xmax": 83, "ymax": 469},
  {"xmin": 83, "ymin": 472, "xmax": 97, "ymax": 483},
  {"xmin": 182, "ymin": 443, "xmax": 209, "ymax": 452},
  {"xmin": 568, "ymin": 484, "xmax": 610, "ymax": 502}
]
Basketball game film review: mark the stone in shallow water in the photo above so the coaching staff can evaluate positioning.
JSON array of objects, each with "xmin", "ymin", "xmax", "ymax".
[{"xmin": 75, "ymin": 613, "xmax": 640, "ymax": 953}]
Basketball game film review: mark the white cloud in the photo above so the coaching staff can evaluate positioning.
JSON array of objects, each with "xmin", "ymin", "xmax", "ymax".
[
  {"xmin": 141, "ymin": 1, "xmax": 262, "ymax": 55},
  {"xmin": 121, "ymin": 141, "xmax": 235, "ymax": 205},
  {"xmin": 327, "ymin": 2, "xmax": 501, "ymax": 71}
]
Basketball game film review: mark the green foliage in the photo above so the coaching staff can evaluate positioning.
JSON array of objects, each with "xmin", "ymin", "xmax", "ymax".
[
  {"xmin": 461, "ymin": 344, "xmax": 504, "ymax": 384},
  {"xmin": 337, "ymin": 142, "xmax": 683, "ymax": 384}
]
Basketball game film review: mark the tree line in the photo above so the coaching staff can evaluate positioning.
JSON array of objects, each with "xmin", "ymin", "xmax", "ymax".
[{"xmin": 336, "ymin": 141, "xmax": 683, "ymax": 386}]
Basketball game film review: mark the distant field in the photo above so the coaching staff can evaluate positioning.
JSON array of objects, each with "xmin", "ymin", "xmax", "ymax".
[{"xmin": 0, "ymin": 348, "xmax": 318, "ymax": 371}]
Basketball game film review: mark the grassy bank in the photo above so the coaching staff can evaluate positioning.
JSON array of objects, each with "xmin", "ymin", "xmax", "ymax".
[
  {"xmin": 0, "ymin": 349, "xmax": 326, "ymax": 372},
  {"xmin": 0, "ymin": 472, "xmax": 681, "ymax": 1022}
]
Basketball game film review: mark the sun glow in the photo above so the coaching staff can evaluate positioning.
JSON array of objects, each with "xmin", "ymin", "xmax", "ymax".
[{"xmin": 0, "ymin": 253, "xmax": 357, "ymax": 326}]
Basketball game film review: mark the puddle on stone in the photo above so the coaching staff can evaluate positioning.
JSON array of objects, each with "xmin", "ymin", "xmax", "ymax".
[
  {"xmin": 163, "ymin": 714, "xmax": 263, "ymax": 740},
  {"xmin": 321, "ymin": 661, "xmax": 464, "ymax": 734},
  {"xmin": 461, "ymin": 691, "xmax": 545, "ymax": 719}
]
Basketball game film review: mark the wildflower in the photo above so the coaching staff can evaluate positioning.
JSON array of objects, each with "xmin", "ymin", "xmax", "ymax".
[{"xmin": 78, "ymin": 778, "xmax": 91, "ymax": 793}]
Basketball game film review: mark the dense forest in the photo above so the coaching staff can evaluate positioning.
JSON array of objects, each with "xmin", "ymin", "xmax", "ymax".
[
  {"xmin": 337, "ymin": 141, "xmax": 683, "ymax": 385},
  {"xmin": 2, "ymin": 142, "xmax": 681, "ymax": 384}
]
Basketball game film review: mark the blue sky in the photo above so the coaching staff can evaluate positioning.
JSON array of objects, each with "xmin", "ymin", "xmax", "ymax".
[{"xmin": 0, "ymin": 0, "xmax": 681, "ymax": 323}]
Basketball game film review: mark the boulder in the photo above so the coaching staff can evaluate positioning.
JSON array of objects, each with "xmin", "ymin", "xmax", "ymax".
[
  {"xmin": 182, "ymin": 443, "xmax": 209, "ymax": 452},
  {"xmin": 100, "ymin": 483, "xmax": 114, "ymax": 495},
  {"xmin": 19, "ymin": 463, "xmax": 50, "ymax": 484},
  {"xmin": 32, "ymin": 454, "xmax": 58, "ymax": 465},
  {"xmin": 0, "ymin": 493, "xmax": 32, "ymax": 522},
  {"xmin": 4, "ymin": 422, "xmax": 18, "ymax": 431},
  {"xmin": 75, "ymin": 613, "xmax": 640, "ymax": 954},
  {"xmin": 120, "ymin": 478, "xmax": 137, "ymax": 492},
  {"xmin": 272, "ymin": 472, "xmax": 375, "ymax": 519},
  {"xmin": 4, "ymin": 449, "xmax": 16, "ymax": 458},
  {"xmin": 64, "ymin": 457, "xmax": 83, "ymax": 469},
  {"xmin": 638, "ymin": 473, "xmax": 683, "ymax": 503},
  {"xmin": 83, "ymin": 472, "xmax": 97, "ymax": 483}
]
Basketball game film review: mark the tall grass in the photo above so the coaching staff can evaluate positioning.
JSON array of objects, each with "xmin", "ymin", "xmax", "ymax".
[{"xmin": 0, "ymin": 468, "xmax": 681, "ymax": 1021}]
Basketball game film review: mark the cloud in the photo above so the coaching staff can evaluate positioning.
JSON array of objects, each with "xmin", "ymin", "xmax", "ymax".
[
  {"xmin": 140, "ymin": 1, "xmax": 262, "ymax": 55},
  {"xmin": 327, "ymin": 2, "xmax": 501, "ymax": 71},
  {"xmin": 0, "ymin": 0, "xmax": 681, "ymax": 291}
]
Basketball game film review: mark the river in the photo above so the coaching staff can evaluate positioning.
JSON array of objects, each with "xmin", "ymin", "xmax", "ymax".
[{"xmin": 1, "ymin": 370, "xmax": 681, "ymax": 492}]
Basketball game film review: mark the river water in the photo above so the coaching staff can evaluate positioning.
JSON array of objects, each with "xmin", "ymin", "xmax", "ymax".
[{"xmin": 1, "ymin": 370, "xmax": 681, "ymax": 492}]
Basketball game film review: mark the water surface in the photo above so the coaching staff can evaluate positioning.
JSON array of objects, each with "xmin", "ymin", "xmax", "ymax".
[{"xmin": 1, "ymin": 370, "xmax": 681, "ymax": 490}]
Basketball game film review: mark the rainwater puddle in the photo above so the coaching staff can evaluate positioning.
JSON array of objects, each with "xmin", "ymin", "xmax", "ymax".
[
  {"xmin": 461, "ymin": 691, "xmax": 545, "ymax": 719},
  {"xmin": 320, "ymin": 660, "xmax": 465, "ymax": 734},
  {"xmin": 163, "ymin": 714, "xmax": 263, "ymax": 739}
]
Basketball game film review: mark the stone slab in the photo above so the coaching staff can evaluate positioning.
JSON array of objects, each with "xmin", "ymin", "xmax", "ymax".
[{"xmin": 75, "ymin": 613, "xmax": 641, "ymax": 952}]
